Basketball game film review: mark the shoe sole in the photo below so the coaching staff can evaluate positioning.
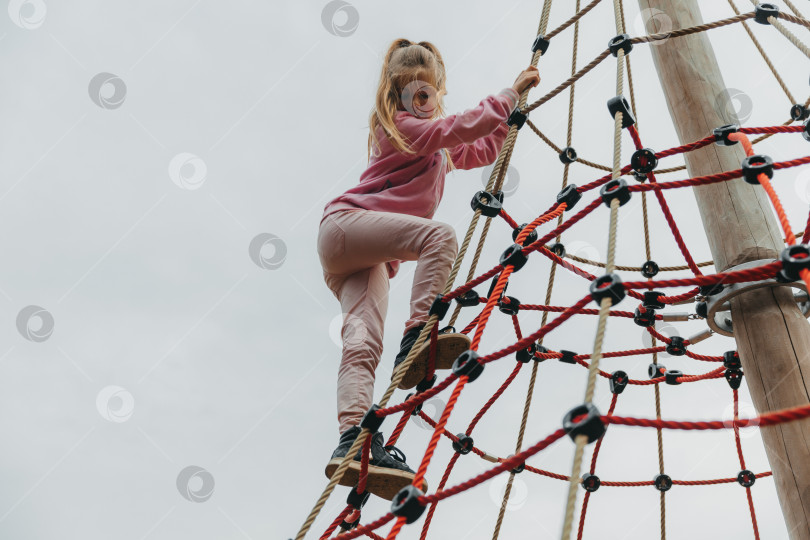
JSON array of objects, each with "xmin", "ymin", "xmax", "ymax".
[
  {"xmin": 395, "ymin": 333, "xmax": 471, "ymax": 390},
  {"xmin": 324, "ymin": 458, "xmax": 429, "ymax": 501}
]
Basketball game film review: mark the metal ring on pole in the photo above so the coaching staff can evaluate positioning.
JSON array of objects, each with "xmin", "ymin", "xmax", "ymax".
[{"xmin": 705, "ymin": 259, "xmax": 810, "ymax": 336}]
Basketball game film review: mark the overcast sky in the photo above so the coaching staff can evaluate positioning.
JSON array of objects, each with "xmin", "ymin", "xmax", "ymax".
[{"xmin": 2, "ymin": 1, "xmax": 810, "ymax": 539}]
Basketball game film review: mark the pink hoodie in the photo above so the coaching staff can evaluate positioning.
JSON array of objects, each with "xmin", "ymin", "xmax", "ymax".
[{"xmin": 321, "ymin": 87, "xmax": 520, "ymax": 278}]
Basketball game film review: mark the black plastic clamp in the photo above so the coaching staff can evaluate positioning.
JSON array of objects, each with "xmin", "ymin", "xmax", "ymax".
[
  {"xmin": 713, "ymin": 124, "xmax": 740, "ymax": 146},
  {"xmin": 780, "ymin": 244, "xmax": 810, "ymax": 281},
  {"xmin": 559, "ymin": 350, "xmax": 577, "ymax": 364},
  {"xmin": 725, "ymin": 368, "xmax": 744, "ymax": 390},
  {"xmin": 516, "ymin": 342, "xmax": 538, "ymax": 363},
  {"xmin": 665, "ymin": 370, "xmax": 683, "ymax": 385},
  {"xmin": 512, "ymin": 223, "xmax": 539, "ymax": 246},
  {"xmin": 509, "ymin": 454, "xmax": 525, "ymax": 474},
  {"xmin": 557, "ymin": 184, "xmax": 582, "ymax": 211},
  {"xmin": 631, "ymin": 148, "xmax": 658, "ymax": 174},
  {"xmin": 737, "ymin": 469, "xmax": 756, "ymax": 487},
  {"xmin": 610, "ymin": 370, "xmax": 629, "ymax": 394},
  {"xmin": 724, "ymin": 350, "xmax": 742, "ymax": 370},
  {"xmin": 452, "ymin": 350, "xmax": 484, "ymax": 382},
  {"xmin": 791, "ymin": 103, "xmax": 810, "ymax": 122},
  {"xmin": 633, "ymin": 171, "xmax": 648, "ymax": 183},
  {"xmin": 531, "ymin": 34, "xmax": 550, "ymax": 54},
  {"xmin": 666, "ymin": 336, "xmax": 686, "ymax": 356},
  {"xmin": 559, "ymin": 146, "xmax": 578, "ymax": 164},
  {"xmin": 609, "ymin": 33, "xmax": 633, "ymax": 57},
  {"xmin": 347, "ymin": 486, "xmax": 371, "ymax": 509},
  {"xmin": 653, "ymin": 474, "xmax": 673, "ymax": 492},
  {"xmin": 590, "ymin": 273, "xmax": 625, "ymax": 305},
  {"xmin": 470, "ymin": 190, "xmax": 503, "ymax": 218},
  {"xmin": 416, "ymin": 374, "xmax": 437, "ymax": 393},
  {"xmin": 486, "ymin": 273, "xmax": 508, "ymax": 303},
  {"xmin": 455, "ymin": 290, "xmax": 481, "ymax": 308},
  {"xmin": 641, "ymin": 260, "xmax": 660, "ymax": 278},
  {"xmin": 405, "ymin": 393, "xmax": 423, "ymax": 416},
  {"xmin": 563, "ymin": 403, "xmax": 606, "ymax": 443},
  {"xmin": 452, "ymin": 433, "xmax": 474, "ymax": 455},
  {"xmin": 634, "ymin": 306, "xmax": 656, "ymax": 327},
  {"xmin": 649, "ymin": 363, "xmax": 666, "ymax": 379},
  {"xmin": 642, "ymin": 291, "xmax": 666, "ymax": 310},
  {"xmin": 803, "ymin": 118, "xmax": 810, "ymax": 142},
  {"xmin": 696, "ymin": 301, "xmax": 708, "ymax": 319},
  {"xmin": 498, "ymin": 295, "xmax": 521, "ymax": 316},
  {"xmin": 390, "ymin": 485, "xmax": 426, "ymax": 524},
  {"xmin": 428, "ymin": 294, "xmax": 450, "ymax": 321},
  {"xmin": 549, "ymin": 242, "xmax": 566, "ymax": 258},
  {"xmin": 581, "ymin": 473, "xmax": 601, "ymax": 492},
  {"xmin": 754, "ymin": 2, "xmax": 779, "ymax": 24},
  {"xmin": 600, "ymin": 178, "xmax": 632, "ymax": 207},
  {"xmin": 607, "ymin": 95, "xmax": 636, "ymax": 128},
  {"xmin": 500, "ymin": 244, "xmax": 528, "ymax": 272},
  {"xmin": 360, "ymin": 404, "xmax": 384, "ymax": 433},
  {"xmin": 741, "ymin": 154, "xmax": 774, "ymax": 185},
  {"xmin": 506, "ymin": 107, "xmax": 527, "ymax": 129},
  {"xmin": 699, "ymin": 283, "xmax": 725, "ymax": 297}
]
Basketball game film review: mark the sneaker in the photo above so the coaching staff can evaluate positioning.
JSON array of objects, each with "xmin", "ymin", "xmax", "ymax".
[
  {"xmin": 324, "ymin": 426, "xmax": 428, "ymax": 500},
  {"xmin": 392, "ymin": 324, "xmax": 471, "ymax": 390}
]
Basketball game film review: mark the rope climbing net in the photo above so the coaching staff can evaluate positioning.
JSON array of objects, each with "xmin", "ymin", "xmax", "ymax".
[{"xmin": 297, "ymin": 1, "xmax": 810, "ymax": 538}]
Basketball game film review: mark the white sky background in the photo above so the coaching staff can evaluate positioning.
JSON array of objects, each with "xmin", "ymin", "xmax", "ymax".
[{"xmin": 2, "ymin": 0, "xmax": 810, "ymax": 538}]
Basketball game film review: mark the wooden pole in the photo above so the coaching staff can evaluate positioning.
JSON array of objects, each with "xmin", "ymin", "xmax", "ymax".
[{"xmin": 637, "ymin": 1, "xmax": 810, "ymax": 537}]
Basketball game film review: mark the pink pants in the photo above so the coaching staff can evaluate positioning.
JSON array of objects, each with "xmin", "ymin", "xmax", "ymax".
[{"xmin": 317, "ymin": 208, "xmax": 459, "ymax": 434}]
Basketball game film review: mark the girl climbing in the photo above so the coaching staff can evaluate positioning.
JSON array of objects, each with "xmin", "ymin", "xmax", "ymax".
[{"xmin": 316, "ymin": 37, "xmax": 540, "ymax": 500}]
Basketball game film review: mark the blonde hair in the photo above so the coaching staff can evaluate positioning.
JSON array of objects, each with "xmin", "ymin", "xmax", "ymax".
[{"xmin": 368, "ymin": 38, "xmax": 455, "ymax": 171}]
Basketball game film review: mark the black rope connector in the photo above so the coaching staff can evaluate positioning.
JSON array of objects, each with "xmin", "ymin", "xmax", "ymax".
[
  {"xmin": 791, "ymin": 103, "xmax": 810, "ymax": 122},
  {"xmin": 531, "ymin": 34, "xmax": 550, "ymax": 54},
  {"xmin": 487, "ymin": 273, "xmax": 508, "ymax": 303},
  {"xmin": 600, "ymin": 178, "xmax": 632, "ymax": 207},
  {"xmin": 653, "ymin": 473, "xmax": 673, "ymax": 492},
  {"xmin": 470, "ymin": 190, "xmax": 503, "ymax": 218},
  {"xmin": 498, "ymin": 295, "xmax": 521, "ymax": 316},
  {"xmin": 665, "ymin": 370, "xmax": 683, "ymax": 386},
  {"xmin": 581, "ymin": 473, "xmax": 601, "ymax": 492},
  {"xmin": 633, "ymin": 171, "xmax": 648, "ymax": 183},
  {"xmin": 452, "ymin": 433, "xmax": 474, "ymax": 455},
  {"xmin": 634, "ymin": 306, "xmax": 656, "ymax": 327},
  {"xmin": 508, "ymin": 454, "xmax": 525, "ymax": 474},
  {"xmin": 590, "ymin": 273, "xmax": 625, "ymax": 305},
  {"xmin": 452, "ymin": 350, "xmax": 484, "ymax": 382},
  {"xmin": 725, "ymin": 368, "xmax": 744, "ymax": 390},
  {"xmin": 516, "ymin": 342, "xmax": 538, "ymax": 363},
  {"xmin": 607, "ymin": 95, "xmax": 636, "ymax": 128},
  {"xmin": 608, "ymin": 33, "xmax": 633, "ymax": 57},
  {"xmin": 405, "ymin": 393, "xmax": 423, "ymax": 416},
  {"xmin": 737, "ymin": 469, "xmax": 756, "ymax": 488},
  {"xmin": 500, "ymin": 244, "xmax": 528, "ymax": 272},
  {"xmin": 642, "ymin": 290, "xmax": 666, "ymax": 310},
  {"xmin": 559, "ymin": 146, "xmax": 578, "ymax": 164},
  {"xmin": 695, "ymin": 301, "xmax": 708, "ymax": 319},
  {"xmin": 428, "ymin": 294, "xmax": 450, "ymax": 321},
  {"xmin": 549, "ymin": 242, "xmax": 566, "ymax": 258},
  {"xmin": 803, "ymin": 118, "xmax": 810, "ymax": 142},
  {"xmin": 724, "ymin": 350, "xmax": 742, "ymax": 370},
  {"xmin": 455, "ymin": 290, "xmax": 480, "ymax": 307},
  {"xmin": 506, "ymin": 107, "xmax": 527, "ymax": 130},
  {"xmin": 754, "ymin": 2, "xmax": 779, "ymax": 24},
  {"xmin": 512, "ymin": 223, "xmax": 539, "ymax": 246},
  {"xmin": 390, "ymin": 485, "xmax": 426, "ymax": 524},
  {"xmin": 559, "ymin": 349, "xmax": 577, "ymax": 364},
  {"xmin": 339, "ymin": 518, "xmax": 359, "ymax": 531},
  {"xmin": 416, "ymin": 374, "xmax": 437, "ymax": 393},
  {"xmin": 741, "ymin": 154, "xmax": 774, "ymax": 185},
  {"xmin": 780, "ymin": 244, "xmax": 810, "ymax": 281},
  {"xmin": 698, "ymin": 283, "xmax": 725, "ymax": 297},
  {"xmin": 665, "ymin": 336, "xmax": 686, "ymax": 356},
  {"xmin": 713, "ymin": 123, "xmax": 740, "ymax": 146},
  {"xmin": 648, "ymin": 363, "xmax": 666, "ymax": 379},
  {"xmin": 347, "ymin": 486, "xmax": 371, "ymax": 509},
  {"xmin": 641, "ymin": 260, "xmax": 659, "ymax": 278},
  {"xmin": 563, "ymin": 403, "xmax": 605, "ymax": 443},
  {"xmin": 610, "ymin": 370, "xmax": 629, "ymax": 394},
  {"xmin": 360, "ymin": 404, "xmax": 384, "ymax": 433},
  {"xmin": 493, "ymin": 190, "xmax": 505, "ymax": 203},
  {"xmin": 631, "ymin": 148, "xmax": 658, "ymax": 174},
  {"xmin": 557, "ymin": 184, "xmax": 582, "ymax": 211}
]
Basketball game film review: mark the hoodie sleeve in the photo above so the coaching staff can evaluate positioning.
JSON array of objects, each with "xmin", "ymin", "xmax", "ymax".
[{"xmin": 396, "ymin": 88, "xmax": 520, "ymax": 157}]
